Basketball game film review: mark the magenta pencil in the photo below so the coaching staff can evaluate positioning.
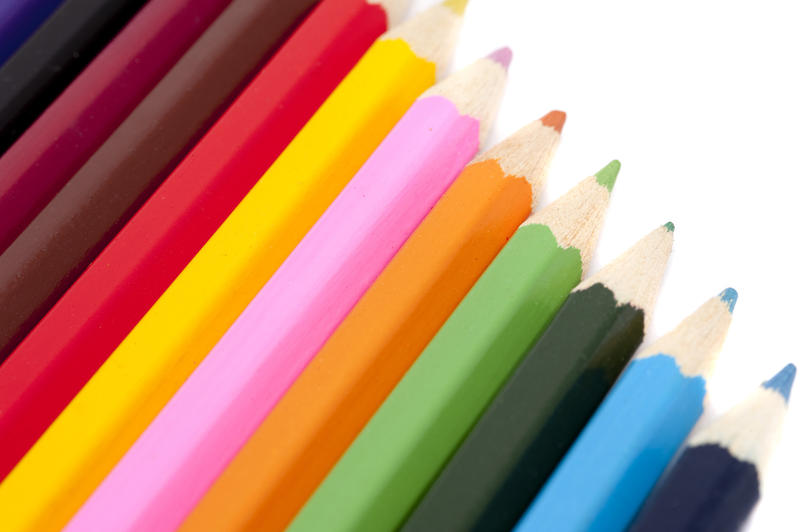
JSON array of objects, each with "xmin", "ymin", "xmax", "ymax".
[
  {"xmin": 66, "ymin": 50, "xmax": 509, "ymax": 532},
  {"xmin": 0, "ymin": 0, "xmax": 232, "ymax": 253}
]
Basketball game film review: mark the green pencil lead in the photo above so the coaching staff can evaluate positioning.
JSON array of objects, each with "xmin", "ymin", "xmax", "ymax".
[
  {"xmin": 594, "ymin": 160, "xmax": 620, "ymax": 192},
  {"xmin": 663, "ymin": 221, "xmax": 675, "ymax": 232}
]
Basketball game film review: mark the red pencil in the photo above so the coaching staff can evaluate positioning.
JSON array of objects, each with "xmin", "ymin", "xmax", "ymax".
[{"xmin": 0, "ymin": 0, "xmax": 404, "ymax": 481}]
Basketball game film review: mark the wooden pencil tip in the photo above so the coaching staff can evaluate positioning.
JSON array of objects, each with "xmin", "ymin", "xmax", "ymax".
[
  {"xmin": 763, "ymin": 364, "xmax": 796, "ymax": 403},
  {"xmin": 718, "ymin": 288, "xmax": 738, "ymax": 313},
  {"xmin": 486, "ymin": 47, "xmax": 512, "ymax": 70},
  {"xmin": 375, "ymin": 0, "xmax": 412, "ymax": 27},
  {"xmin": 663, "ymin": 221, "xmax": 675, "ymax": 232},
  {"xmin": 540, "ymin": 111, "xmax": 566, "ymax": 133},
  {"xmin": 594, "ymin": 160, "xmax": 620, "ymax": 192},
  {"xmin": 576, "ymin": 222, "xmax": 674, "ymax": 324},
  {"xmin": 443, "ymin": 0, "xmax": 469, "ymax": 16}
]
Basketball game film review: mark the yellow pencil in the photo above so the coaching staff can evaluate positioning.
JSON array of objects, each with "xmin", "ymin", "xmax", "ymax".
[{"xmin": 0, "ymin": 2, "xmax": 466, "ymax": 531}]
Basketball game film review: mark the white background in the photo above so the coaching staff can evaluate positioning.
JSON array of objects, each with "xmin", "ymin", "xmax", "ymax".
[{"xmin": 408, "ymin": 0, "xmax": 800, "ymax": 529}]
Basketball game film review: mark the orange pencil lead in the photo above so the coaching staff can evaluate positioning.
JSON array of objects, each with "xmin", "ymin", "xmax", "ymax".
[{"xmin": 541, "ymin": 110, "xmax": 566, "ymax": 133}]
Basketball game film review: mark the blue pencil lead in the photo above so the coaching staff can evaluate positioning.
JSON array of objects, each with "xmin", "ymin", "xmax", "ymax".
[
  {"xmin": 762, "ymin": 363, "xmax": 796, "ymax": 403},
  {"xmin": 718, "ymin": 287, "xmax": 738, "ymax": 313}
]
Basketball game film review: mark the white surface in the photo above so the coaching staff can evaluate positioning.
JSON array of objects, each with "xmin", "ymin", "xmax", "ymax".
[{"xmin": 410, "ymin": 0, "xmax": 799, "ymax": 529}]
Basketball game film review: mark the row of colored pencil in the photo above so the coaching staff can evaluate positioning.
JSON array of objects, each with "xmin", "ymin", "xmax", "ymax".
[
  {"xmin": 0, "ymin": 0, "xmax": 406, "ymax": 473},
  {"xmin": 0, "ymin": 1, "xmax": 792, "ymax": 531}
]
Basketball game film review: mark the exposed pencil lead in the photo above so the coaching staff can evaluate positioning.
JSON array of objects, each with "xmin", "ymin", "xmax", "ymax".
[
  {"xmin": 636, "ymin": 289, "xmax": 735, "ymax": 378},
  {"xmin": 576, "ymin": 223, "xmax": 673, "ymax": 326},
  {"xmin": 763, "ymin": 363, "xmax": 796, "ymax": 403},
  {"xmin": 664, "ymin": 221, "xmax": 675, "ymax": 232},
  {"xmin": 472, "ymin": 116, "xmax": 561, "ymax": 209},
  {"xmin": 486, "ymin": 47, "xmax": 512, "ymax": 70},
  {"xmin": 718, "ymin": 287, "xmax": 738, "ymax": 313},
  {"xmin": 525, "ymin": 171, "xmax": 614, "ymax": 275},
  {"xmin": 540, "ymin": 110, "xmax": 566, "ymax": 133},
  {"xmin": 595, "ymin": 160, "xmax": 620, "ymax": 192},
  {"xmin": 443, "ymin": 0, "xmax": 469, "ymax": 15}
]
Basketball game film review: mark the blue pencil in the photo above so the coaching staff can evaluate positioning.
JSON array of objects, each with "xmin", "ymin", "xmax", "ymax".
[
  {"xmin": 514, "ymin": 288, "xmax": 738, "ymax": 532},
  {"xmin": 628, "ymin": 363, "xmax": 796, "ymax": 532}
]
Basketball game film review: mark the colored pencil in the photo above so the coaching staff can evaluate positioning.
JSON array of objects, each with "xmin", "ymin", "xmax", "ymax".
[
  {"xmin": 0, "ymin": 0, "xmax": 406, "ymax": 483},
  {"xmin": 0, "ymin": 3, "xmax": 463, "ymax": 531},
  {"xmin": 629, "ymin": 363, "xmax": 796, "ymax": 532},
  {"xmin": 402, "ymin": 223, "xmax": 673, "ymax": 532},
  {"xmin": 0, "ymin": 0, "xmax": 63, "ymax": 66},
  {"xmin": 516, "ymin": 288, "xmax": 738, "ymax": 532},
  {"xmin": 0, "ymin": 0, "xmax": 234, "ymax": 254},
  {"xmin": 0, "ymin": 0, "xmax": 317, "ymax": 362},
  {"xmin": 0, "ymin": 0, "xmax": 146, "ymax": 151},
  {"xmin": 182, "ymin": 111, "xmax": 566, "ymax": 532},
  {"xmin": 290, "ymin": 163, "xmax": 618, "ymax": 532},
  {"xmin": 68, "ymin": 51, "xmax": 507, "ymax": 532}
]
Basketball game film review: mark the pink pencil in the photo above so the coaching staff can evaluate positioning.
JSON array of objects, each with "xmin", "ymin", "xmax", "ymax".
[{"xmin": 66, "ymin": 49, "xmax": 510, "ymax": 532}]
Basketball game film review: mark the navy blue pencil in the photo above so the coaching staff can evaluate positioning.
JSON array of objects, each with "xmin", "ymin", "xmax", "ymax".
[{"xmin": 629, "ymin": 363, "xmax": 796, "ymax": 532}]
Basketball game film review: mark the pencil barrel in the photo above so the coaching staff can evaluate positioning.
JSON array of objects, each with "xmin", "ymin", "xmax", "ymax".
[
  {"xmin": 403, "ymin": 283, "xmax": 646, "ymax": 532},
  {"xmin": 290, "ymin": 224, "xmax": 584, "ymax": 532}
]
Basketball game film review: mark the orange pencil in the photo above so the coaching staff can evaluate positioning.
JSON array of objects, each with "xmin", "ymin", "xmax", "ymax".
[{"xmin": 180, "ymin": 111, "xmax": 565, "ymax": 532}]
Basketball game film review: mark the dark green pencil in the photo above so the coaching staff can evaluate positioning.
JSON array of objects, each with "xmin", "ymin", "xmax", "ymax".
[{"xmin": 402, "ymin": 222, "xmax": 674, "ymax": 532}]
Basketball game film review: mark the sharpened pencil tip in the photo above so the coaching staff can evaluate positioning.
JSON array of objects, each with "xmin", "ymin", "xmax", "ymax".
[
  {"xmin": 443, "ymin": 0, "xmax": 469, "ymax": 16},
  {"xmin": 718, "ymin": 288, "xmax": 738, "ymax": 313},
  {"xmin": 594, "ymin": 160, "xmax": 620, "ymax": 191},
  {"xmin": 763, "ymin": 364, "xmax": 796, "ymax": 403},
  {"xmin": 541, "ymin": 111, "xmax": 566, "ymax": 133},
  {"xmin": 664, "ymin": 221, "xmax": 675, "ymax": 232},
  {"xmin": 486, "ymin": 47, "xmax": 512, "ymax": 70}
]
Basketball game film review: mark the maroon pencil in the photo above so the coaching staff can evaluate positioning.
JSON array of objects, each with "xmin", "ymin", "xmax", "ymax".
[
  {"xmin": 0, "ymin": 0, "xmax": 319, "ymax": 361},
  {"xmin": 0, "ymin": 0, "xmax": 233, "ymax": 255}
]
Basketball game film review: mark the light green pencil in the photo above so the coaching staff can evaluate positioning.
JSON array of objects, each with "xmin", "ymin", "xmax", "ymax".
[{"xmin": 289, "ymin": 161, "xmax": 620, "ymax": 532}]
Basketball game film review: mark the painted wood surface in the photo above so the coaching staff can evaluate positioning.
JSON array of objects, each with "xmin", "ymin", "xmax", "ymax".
[
  {"xmin": 0, "ymin": 0, "xmax": 392, "ymax": 485},
  {"xmin": 516, "ymin": 289, "xmax": 736, "ymax": 532},
  {"xmin": 181, "ymin": 112, "xmax": 564, "ymax": 532},
  {"xmin": 289, "ymin": 166, "xmax": 615, "ymax": 532},
  {"xmin": 0, "ymin": 4, "xmax": 461, "ymax": 531},
  {"xmin": 66, "ymin": 53, "xmax": 504, "ymax": 531}
]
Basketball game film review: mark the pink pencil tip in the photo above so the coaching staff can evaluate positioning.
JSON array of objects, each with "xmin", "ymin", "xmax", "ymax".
[{"xmin": 486, "ymin": 47, "xmax": 512, "ymax": 70}]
